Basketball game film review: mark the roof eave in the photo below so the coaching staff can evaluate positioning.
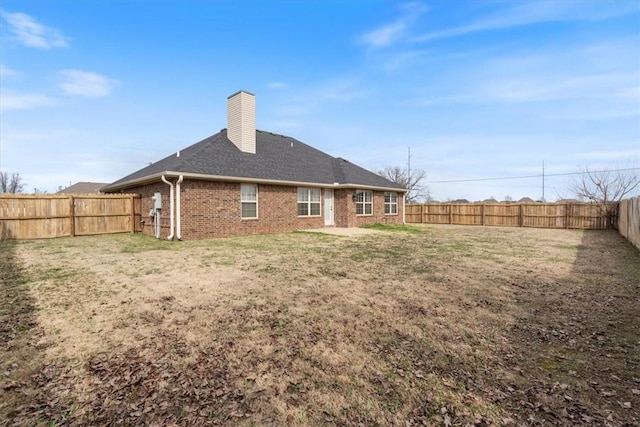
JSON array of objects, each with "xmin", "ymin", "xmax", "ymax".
[
  {"xmin": 101, "ymin": 171, "xmax": 407, "ymax": 193},
  {"xmin": 341, "ymin": 183, "xmax": 408, "ymax": 193}
]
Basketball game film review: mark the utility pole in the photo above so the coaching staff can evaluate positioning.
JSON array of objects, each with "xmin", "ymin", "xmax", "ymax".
[
  {"xmin": 407, "ymin": 147, "xmax": 412, "ymax": 201},
  {"xmin": 542, "ymin": 160, "xmax": 545, "ymax": 202}
]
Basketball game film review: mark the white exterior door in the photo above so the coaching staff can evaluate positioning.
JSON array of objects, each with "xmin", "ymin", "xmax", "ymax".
[{"xmin": 324, "ymin": 189, "xmax": 334, "ymax": 226}]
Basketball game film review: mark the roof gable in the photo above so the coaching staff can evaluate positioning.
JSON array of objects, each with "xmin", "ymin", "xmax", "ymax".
[{"xmin": 104, "ymin": 129, "xmax": 404, "ymax": 191}]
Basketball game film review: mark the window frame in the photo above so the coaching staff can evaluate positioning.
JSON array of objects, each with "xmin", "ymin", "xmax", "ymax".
[
  {"xmin": 355, "ymin": 190, "xmax": 373, "ymax": 216},
  {"xmin": 384, "ymin": 192, "xmax": 398, "ymax": 215},
  {"xmin": 240, "ymin": 183, "xmax": 258, "ymax": 219},
  {"xmin": 297, "ymin": 187, "xmax": 322, "ymax": 217}
]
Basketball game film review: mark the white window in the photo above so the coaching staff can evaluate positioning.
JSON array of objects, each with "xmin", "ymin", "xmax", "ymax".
[
  {"xmin": 241, "ymin": 184, "xmax": 257, "ymax": 219},
  {"xmin": 355, "ymin": 190, "xmax": 373, "ymax": 215},
  {"xmin": 297, "ymin": 188, "xmax": 321, "ymax": 216},
  {"xmin": 384, "ymin": 192, "xmax": 398, "ymax": 215}
]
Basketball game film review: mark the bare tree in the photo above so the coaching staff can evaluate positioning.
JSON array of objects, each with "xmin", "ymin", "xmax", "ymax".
[
  {"xmin": 569, "ymin": 166, "xmax": 640, "ymax": 227},
  {"xmin": 0, "ymin": 171, "xmax": 26, "ymax": 193},
  {"xmin": 375, "ymin": 165, "xmax": 429, "ymax": 202}
]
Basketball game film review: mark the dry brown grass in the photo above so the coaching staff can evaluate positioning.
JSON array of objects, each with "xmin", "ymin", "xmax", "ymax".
[{"xmin": 1, "ymin": 225, "xmax": 639, "ymax": 426}]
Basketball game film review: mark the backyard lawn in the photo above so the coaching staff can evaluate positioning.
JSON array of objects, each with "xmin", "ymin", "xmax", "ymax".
[{"xmin": 1, "ymin": 224, "xmax": 639, "ymax": 426}]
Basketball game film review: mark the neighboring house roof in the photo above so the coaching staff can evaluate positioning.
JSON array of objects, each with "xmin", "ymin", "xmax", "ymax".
[
  {"xmin": 57, "ymin": 182, "xmax": 108, "ymax": 194},
  {"xmin": 517, "ymin": 197, "xmax": 537, "ymax": 203},
  {"xmin": 103, "ymin": 129, "xmax": 405, "ymax": 192}
]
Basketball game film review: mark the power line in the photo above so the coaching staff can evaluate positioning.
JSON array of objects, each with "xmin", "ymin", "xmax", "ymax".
[{"xmin": 426, "ymin": 167, "xmax": 640, "ymax": 184}]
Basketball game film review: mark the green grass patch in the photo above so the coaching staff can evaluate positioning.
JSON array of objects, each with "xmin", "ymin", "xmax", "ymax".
[
  {"xmin": 361, "ymin": 223, "xmax": 425, "ymax": 233},
  {"xmin": 38, "ymin": 266, "xmax": 85, "ymax": 282},
  {"xmin": 436, "ymin": 240, "xmax": 473, "ymax": 255},
  {"xmin": 292, "ymin": 230, "xmax": 341, "ymax": 239}
]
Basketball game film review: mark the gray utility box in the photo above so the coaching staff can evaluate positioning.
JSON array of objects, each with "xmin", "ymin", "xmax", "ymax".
[{"xmin": 152, "ymin": 192, "xmax": 162, "ymax": 210}]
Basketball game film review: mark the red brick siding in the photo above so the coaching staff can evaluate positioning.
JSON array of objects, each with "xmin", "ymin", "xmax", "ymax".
[
  {"xmin": 121, "ymin": 180, "xmax": 403, "ymax": 239},
  {"xmin": 134, "ymin": 182, "xmax": 174, "ymax": 237},
  {"xmin": 334, "ymin": 189, "xmax": 403, "ymax": 227},
  {"xmin": 334, "ymin": 189, "xmax": 352, "ymax": 227}
]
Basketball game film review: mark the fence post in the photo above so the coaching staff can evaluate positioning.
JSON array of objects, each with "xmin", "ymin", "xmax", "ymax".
[
  {"xmin": 69, "ymin": 195, "xmax": 75, "ymax": 237},
  {"xmin": 565, "ymin": 203, "xmax": 569, "ymax": 229},
  {"xmin": 518, "ymin": 204, "xmax": 523, "ymax": 227},
  {"xmin": 481, "ymin": 204, "xmax": 485, "ymax": 226},
  {"xmin": 129, "ymin": 194, "xmax": 135, "ymax": 233}
]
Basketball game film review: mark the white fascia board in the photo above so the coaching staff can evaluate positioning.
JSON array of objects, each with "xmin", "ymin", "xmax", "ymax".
[
  {"xmin": 102, "ymin": 171, "xmax": 407, "ymax": 193},
  {"xmin": 343, "ymin": 183, "xmax": 409, "ymax": 193}
]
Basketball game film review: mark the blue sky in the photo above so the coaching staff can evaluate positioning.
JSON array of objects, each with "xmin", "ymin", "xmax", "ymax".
[{"xmin": 1, "ymin": 0, "xmax": 639, "ymax": 201}]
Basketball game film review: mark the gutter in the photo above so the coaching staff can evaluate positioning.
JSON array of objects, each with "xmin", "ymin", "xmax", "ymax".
[{"xmin": 102, "ymin": 171, "xmax": 407, "ymax": 194}]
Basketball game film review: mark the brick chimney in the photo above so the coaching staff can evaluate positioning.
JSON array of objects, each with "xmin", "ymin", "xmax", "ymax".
[{"xmin": 227, "ymin": 90, "xmax": 256, "ymax": 154}]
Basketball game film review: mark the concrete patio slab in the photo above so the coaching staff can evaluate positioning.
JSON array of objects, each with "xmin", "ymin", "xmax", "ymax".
[{"xmin": 301, "ymin": 227, "xmax": 380, "ymax": 236}]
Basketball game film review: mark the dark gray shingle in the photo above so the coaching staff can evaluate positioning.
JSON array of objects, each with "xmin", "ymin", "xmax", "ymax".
[
  {"xmin": 57, "ymin": 182, "xmax": 108, "ymax": 194},
  {"xmin": 105, "ymin": 129, "xmax": 404, "ymax": 191}
]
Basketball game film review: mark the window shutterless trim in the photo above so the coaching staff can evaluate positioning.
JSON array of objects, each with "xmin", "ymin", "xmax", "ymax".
[
  {"xmin": 384, "ymin": 192, "xmax": 398, "ymax": 215},
  {"xmin": 240, "ymin": 183, "xmax": 258, "ymax": 219},
  {"xmin": 355, "ymin": 190, "xmax": 373, "ymax": 216},
  {"xmin": 297, "ymin": 187, "xmax": 322, "ymax": 217}
]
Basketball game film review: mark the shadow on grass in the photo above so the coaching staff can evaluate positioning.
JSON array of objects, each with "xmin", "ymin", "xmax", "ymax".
[
  {"xmin": 504, "ymin": 229, "xmax": 640, "ymax": 425},
  {"xmin": 0, "ymin": 231, "xmax": 48, "ymax": 422}
]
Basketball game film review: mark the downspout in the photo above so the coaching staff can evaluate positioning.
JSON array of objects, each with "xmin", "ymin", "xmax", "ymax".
[
  {"xmin": 176, "ymin": 175, "xmax": 184, "ymax": 240},
  {"xmin": 403, "ymin": 193, "xmax": 406, "ymax": 224},
  {"xmin": 161, "ymin": 175, "xmax": 175, "ymax": 240}
]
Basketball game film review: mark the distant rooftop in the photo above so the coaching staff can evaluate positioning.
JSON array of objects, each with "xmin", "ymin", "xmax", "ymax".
[{"xmin": 57, "ymin": 182, "xmax": 108, "ymax": 194}]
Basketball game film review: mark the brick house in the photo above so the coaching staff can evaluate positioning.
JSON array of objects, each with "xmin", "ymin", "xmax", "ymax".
[{"xmin": 101, "ymin": 91, "xmax": 406, "ymax": 239}]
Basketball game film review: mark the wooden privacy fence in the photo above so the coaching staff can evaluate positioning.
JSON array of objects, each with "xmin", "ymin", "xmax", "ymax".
[
  {"xmin": 406, "ymin": 202, "xmax": 614, "ymax": 229},
  {"xmin": 618, "ymin": 196, "xmax": 640, "ymax": 249},
  {"xmin": 0, "ymin": 194, "xmax": 142, "ymax": 239}
]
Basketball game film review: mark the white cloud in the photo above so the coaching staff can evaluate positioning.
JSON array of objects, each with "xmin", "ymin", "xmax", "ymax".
[
  {"xmin": 318, "ymin": 78, "xmax": 367, "ymax": 102},
  {"xmin": 359, "ymin": 2, "xmax": 428, "ymax": 48},
  {"xmin": 574, "ymin": 149, "xmax": 640, "ymax": 161},
  {"xmin": 268, "ymin": 81, "xmax": 288, "ymax": 90},
  {"xmin": 0, "ymin": 93, "xmax": 54, "ymax": 111},
  {"xmin": 273, "ymin": 77, "xmax": 366, "ymax": 119},
  {"xmin": 58, "ymin": 70, "xmax": 119, "ymax": 98},
  {"xmin": 414, "ymin": 1, "xmax": 639, "ymax": 43},
  {"xmin": 1, "ymin": 10, "xmax": 70, "ymax": 49},
  {"xmin": 360, "ymin": 21, "xmax": 407, "ymax": 48},
  {"xmin": 618, "ymin": 86, "xmax": 640, "ymax": 99},
  {"xmin": 0, "ymin": 63, "xmax": 19, "ymax": 77}
]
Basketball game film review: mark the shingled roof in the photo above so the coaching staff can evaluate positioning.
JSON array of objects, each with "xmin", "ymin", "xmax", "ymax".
[
  {"xmin": 57, "ymin": 181, "xmax": 108, "ymax": 194},
  {"xmin": 102, "ymin": 129, "xmax": 405, "ymax": 192}
]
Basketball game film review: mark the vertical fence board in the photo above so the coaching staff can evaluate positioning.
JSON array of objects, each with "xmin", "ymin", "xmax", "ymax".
[
  {"xmin": 0, "ymin": 194, "xmax": 141, "ymax": 239},
  {"xmin": 618, "ymin": 196, "xmax": 640, "ymax": 250},
  {"xmin": 406, "ymin": 202, "xmax": 616, "ymax": 230}
]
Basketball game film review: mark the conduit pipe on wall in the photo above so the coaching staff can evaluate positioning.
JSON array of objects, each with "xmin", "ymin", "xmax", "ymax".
[
  {"xmin": 176, "ymin": 175, "xmax": 184, "ymax": 240},
  {"xmin": 161, "ymin": 175, "xmax": 175, "ymax": 240}
]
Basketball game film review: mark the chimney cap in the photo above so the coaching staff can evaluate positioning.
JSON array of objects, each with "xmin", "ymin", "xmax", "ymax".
[{"xmin": 227, "ymin": 89, "xmax": 255, "ymax": 99}]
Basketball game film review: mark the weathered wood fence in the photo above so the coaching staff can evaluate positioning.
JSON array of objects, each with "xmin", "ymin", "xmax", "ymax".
[
  {"xmin": 406, "ymin": 202, "xmax": 614, "ymax": 229},
  {"xmin": 0, "ymin": 194, "xmax": 142, "ymax": 239},
  {"xmin": 618, "ymin": 196, "xmax": 640, "ymax": 249}
]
